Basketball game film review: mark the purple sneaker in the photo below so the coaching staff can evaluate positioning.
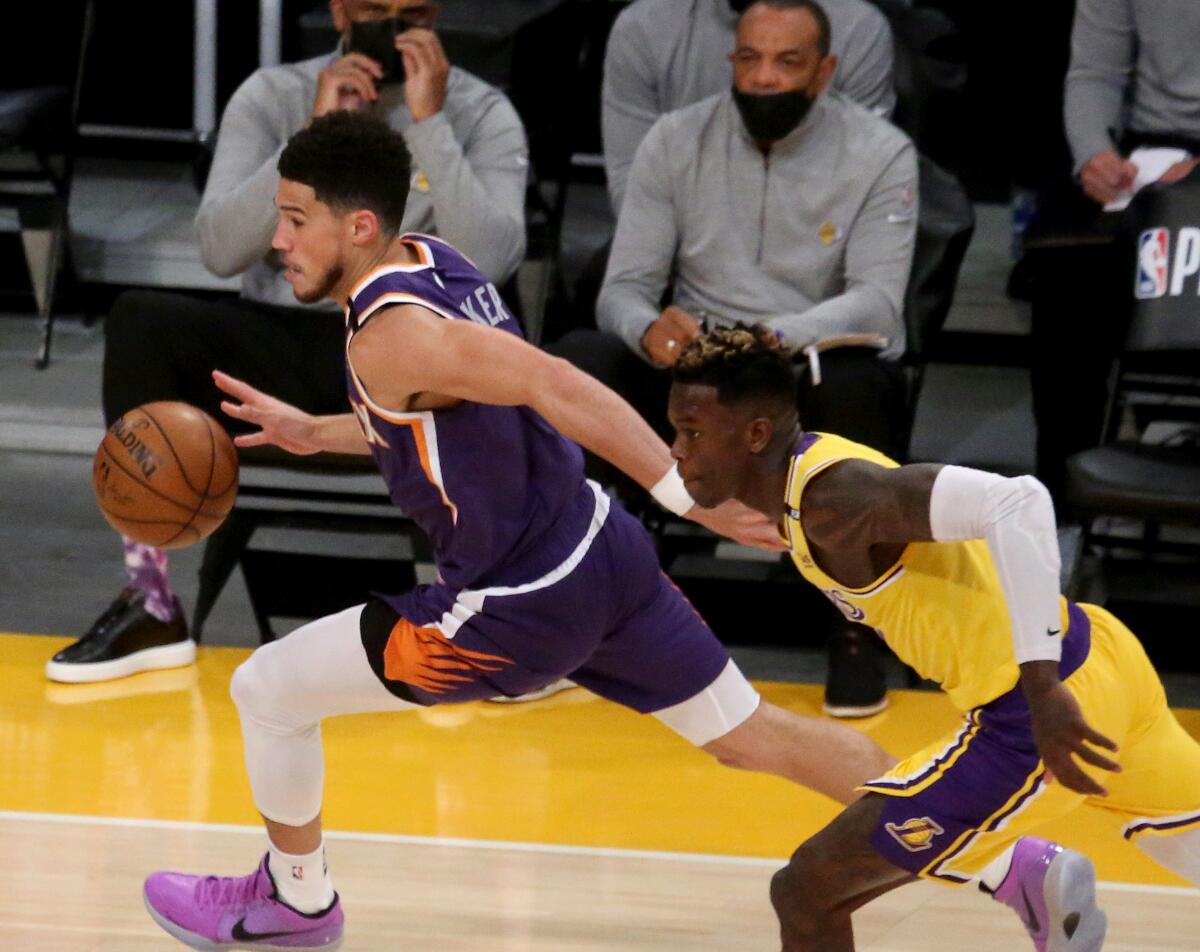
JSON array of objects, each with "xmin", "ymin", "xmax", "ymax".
[
  {"xmin": 143, "ymin": 854, "xmax": 343, "ymax": 950},
  {"xmin": 987, "ymin": 837, "xmax": 1107, "ymax": 952}
]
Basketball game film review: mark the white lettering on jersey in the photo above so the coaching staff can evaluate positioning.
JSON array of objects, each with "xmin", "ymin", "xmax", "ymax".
[{"xmin": 459, "ymin": 282, "xmax": 510, "ymax": 327}]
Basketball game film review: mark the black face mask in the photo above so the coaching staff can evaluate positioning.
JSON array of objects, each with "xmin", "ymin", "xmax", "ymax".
[
  {"xmin": 347, "ymin": 17, "xmax": 422, "ymax": 84},
  {"xmin": 731, "ymin": 87, "xmax": 814, "ymax": 142}
]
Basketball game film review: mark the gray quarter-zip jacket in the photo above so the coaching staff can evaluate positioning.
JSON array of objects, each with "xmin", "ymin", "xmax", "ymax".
[
  {"xmin": 195, "ymin": 52, "xmax": 528, "ymax": 308},
  {"xmin": 1065, "ymin": 0, "xmax": 1200, "ymax": 171},
  {"xmin": 597, "ymin": 89, "xmax": 916, "ymax": 360},
  {"xmin": 602, "ymin": 0, "xmax": 896, "ymax": 210}
]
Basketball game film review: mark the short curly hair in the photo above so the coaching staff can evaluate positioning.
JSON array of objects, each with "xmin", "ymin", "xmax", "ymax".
[
  {"xmin": 672, "ymin": 324, "xmax": 797, "ymax": 407},
  {"xmin": 278, "ymin": 111, "xmax": 412, "ymax": 233}
]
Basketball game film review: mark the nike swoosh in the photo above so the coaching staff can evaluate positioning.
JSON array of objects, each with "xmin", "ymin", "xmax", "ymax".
[
  {"xmin": 231, "ymin": 918, "xmax": 295, "ymax": 942},
  {"xmin": 1047, "ymin": 628, "xmax": 1061, "ymax": 637},
  {"xmin": 1020, "ymin": 883, "xmax": 1042, "ymax": 934}
]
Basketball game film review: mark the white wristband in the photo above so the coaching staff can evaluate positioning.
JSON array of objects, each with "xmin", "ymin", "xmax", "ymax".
[{"xmin": 650, "ymin": 464, "xmax": 695, "ymax": 516}]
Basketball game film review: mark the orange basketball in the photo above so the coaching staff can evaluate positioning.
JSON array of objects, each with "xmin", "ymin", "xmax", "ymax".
[{"xmin": 92, "ymin": 401, "xmax": 239, "ymax": 549}]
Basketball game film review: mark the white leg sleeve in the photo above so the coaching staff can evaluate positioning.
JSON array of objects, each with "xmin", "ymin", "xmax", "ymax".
[
  {"xmin": 652, "ymin": 660, "xmax": 761, "ymax": 747},
  {"xmin": 229, "ymin": 604, "xmax": 419, "ymax": 827},
  {"xmin": 1135, "ymin": 829, "xmax": 1200, "ymax": 889}
]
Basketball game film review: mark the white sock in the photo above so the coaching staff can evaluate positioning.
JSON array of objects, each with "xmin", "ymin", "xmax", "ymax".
[
  {"xmin": 267, "ymin": 840, "xmax": 335, "ymax": 913},
  {"xmin": 978, "ymin": 844, "xmax": 1017, "ymax": 893}
]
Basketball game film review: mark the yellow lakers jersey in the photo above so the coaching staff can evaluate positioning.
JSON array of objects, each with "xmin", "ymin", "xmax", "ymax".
[{"xmin": 782, "ymin": 433, "xmax": 1074, "ymax": 711}]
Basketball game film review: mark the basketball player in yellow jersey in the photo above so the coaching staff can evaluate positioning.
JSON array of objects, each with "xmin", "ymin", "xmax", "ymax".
[{"xmin": 666, "ymin": 326, "xmax": 1200, "ymax": 952}]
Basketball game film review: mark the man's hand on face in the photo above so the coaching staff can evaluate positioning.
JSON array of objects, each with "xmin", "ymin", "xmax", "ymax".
[
  {"xmin": 396, "ymin": 28, "xmax": 450, "ymax": 122},
  {"xmin": 1079, "ymin": 148, "xmax": 1137, "ymax": 205},
  {"xmin": 312, "ymin": 53, "xmax": 382, "ymax": 119},
  {"xmin": 641, "ymin": 306, "xmax": 702, "ymax": 367}
]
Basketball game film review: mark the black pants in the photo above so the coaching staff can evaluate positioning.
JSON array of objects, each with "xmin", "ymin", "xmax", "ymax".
[
  {"xmin": 1025, "ymin": 185, "xmax": 1129, "ymax": 505},
  {"xmin": 102, "ymin": 290, "xmax": 348, "ymax": 429},
  {"xmin": 550, "ymin": 329, "xmax": 909, "ymax": 457}
]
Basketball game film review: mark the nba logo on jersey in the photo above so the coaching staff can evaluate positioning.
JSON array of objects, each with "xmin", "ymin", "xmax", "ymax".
[{"xmin": 1135, "ymin": 228, "xmax": 1170, "ymax": 299}]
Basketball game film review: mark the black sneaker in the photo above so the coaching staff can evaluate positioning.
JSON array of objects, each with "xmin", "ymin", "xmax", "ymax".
[
  {"xmin": 45, "ymin": 588, "xmax": 195, "ymax": 683},
  {"xmin": 823, "ymin": 624, "xmax": 889, "ymax": 718}
]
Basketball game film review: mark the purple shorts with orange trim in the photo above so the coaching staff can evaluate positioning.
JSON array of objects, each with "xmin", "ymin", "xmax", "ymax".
[
  {"xmin": 359, "ymin": 495, "xmax": 730, "ymax": 714},
  {"xmin": 865, "ymin": 606, "xmax": 1092, "ymax": 882}
]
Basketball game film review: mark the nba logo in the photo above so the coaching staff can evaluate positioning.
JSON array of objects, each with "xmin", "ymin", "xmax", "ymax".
[{"xmin": 1135, "ymin": 228, "xmax": 1169, "ymax": 299}]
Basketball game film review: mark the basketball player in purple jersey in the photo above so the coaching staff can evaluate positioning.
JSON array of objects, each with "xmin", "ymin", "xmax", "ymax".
[{"xmin": 141, "ymin": 111, "xmax": 899, "ymax": 950}]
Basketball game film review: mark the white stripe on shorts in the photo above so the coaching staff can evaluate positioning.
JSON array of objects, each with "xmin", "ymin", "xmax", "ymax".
[{"xmin": 436, "ymin": 481, "xmax": 611, "ymax": 638}]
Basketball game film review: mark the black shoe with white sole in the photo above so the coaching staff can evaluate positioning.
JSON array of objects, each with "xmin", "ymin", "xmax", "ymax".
[
  {"xmin": 46, "ymin": 589, "xmax": 196, "ymax": 683},
  {"xmin": 823, "ymin": 624, "xmax": 889, "ymax": 718}
]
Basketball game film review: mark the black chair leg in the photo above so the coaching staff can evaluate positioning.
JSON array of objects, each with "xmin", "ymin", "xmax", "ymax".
[
  {"xmin": 193, "ymin": 510, "xmax": 257, "ymax": 642},
  {"xmin": 25, "ymin": 202, "xmax": 67, "ymax": 369}
]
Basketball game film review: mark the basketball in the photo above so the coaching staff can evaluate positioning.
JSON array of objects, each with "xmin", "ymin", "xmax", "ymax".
[{"xmin": 92, "ymin": 401, "xmax": 239, "ymax": 549}]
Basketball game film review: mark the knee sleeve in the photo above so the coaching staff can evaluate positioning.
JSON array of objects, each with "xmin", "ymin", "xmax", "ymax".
[
  {"xmin": 231, "ymin": 646, "xmax": 325, "ymax": 827},
  {"xmin": 230, "ymin": 645, "xmax": 317, "ymax": 737}
]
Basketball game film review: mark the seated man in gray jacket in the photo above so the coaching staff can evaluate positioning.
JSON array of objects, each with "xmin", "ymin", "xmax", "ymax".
[
  {"xmin": 49, "ymin": 0, "xmax": 529, "ymax": 683},
  {"xmin": 602, "ymin": 0, "xmax": 895, "ymax": 212},
  {"xmin": 558, "ymin": 0, "xmax": 916, "ymax": 719}
]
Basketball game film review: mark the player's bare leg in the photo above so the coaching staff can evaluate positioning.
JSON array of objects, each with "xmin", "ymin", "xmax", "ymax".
[
  {"xmin": 266, "ymin": 814, "xmax": 323, "ymax": 855},
  {"xmin": 769, "ymin": 794, "xmax": 914, "ymax": 951},
  {"xmin": 703, "ymin": 701, "xmax": 896, "ymax": 804}
]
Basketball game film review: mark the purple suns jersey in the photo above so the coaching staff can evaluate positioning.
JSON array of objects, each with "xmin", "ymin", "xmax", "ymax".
[{"xmin": 343, "ymin": 234, "xmax": 589, "ymax": 592}]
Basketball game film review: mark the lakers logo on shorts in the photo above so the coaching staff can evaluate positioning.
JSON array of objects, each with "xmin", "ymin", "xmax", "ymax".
[{"xmin": 885, "ymin": 817, "xmax": 945, "ymax": 853}]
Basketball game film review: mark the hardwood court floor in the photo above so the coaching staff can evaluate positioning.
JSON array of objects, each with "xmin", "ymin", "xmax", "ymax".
[{"xmin": 3, "ymin": 633, "xmax": 1198, "ymax": 950}]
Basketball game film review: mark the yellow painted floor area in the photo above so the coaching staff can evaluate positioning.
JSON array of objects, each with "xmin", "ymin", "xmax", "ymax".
[{"xmin": 3, "ymin": 633, "xmax": 1197, "ymax": 888}]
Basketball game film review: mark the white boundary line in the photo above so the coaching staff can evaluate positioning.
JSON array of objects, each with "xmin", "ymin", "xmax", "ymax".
[
  {"xmin": 2, "ymin": 809, "xmax": 1196, "ymax": 895},
  {"xmin": 0, "ymin": 810, "xmax": 777, "ymax": 868}
]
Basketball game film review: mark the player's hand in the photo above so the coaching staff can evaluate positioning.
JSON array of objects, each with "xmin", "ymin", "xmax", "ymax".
[
  {"xmin": 1022, "ymin": 669, "xmax": 1120, "ymax": 796},
  {"xmin": 213, "ymin": 370, "xmax": 322, "ymax": 456},
  {"xmin": 1079, "ymin": 149, "xmax": 1137, "ymax": 205},
  {"xmin": 312, "ymin": 53, "xmax": 382, "ymax": 119},
  {"xmin": 1158, "ymin": 157, "xmax": 1199, "ymax": 186},
  {"xmin": 641, "ymin": 306, "xmax": 702, "ymax": 366},
  {"xmin": 684, "ymin": 498, "xmax": 787, "ymax": 551},
  {"xmin": 396, "ymin": 28, "xmax": 449, "ymax": 122}
]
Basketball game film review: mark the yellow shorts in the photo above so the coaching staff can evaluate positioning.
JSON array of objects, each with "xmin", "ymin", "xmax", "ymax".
[{"xmin": 861, "ymin": 603, "xmax": 1200, "ymax": 883}]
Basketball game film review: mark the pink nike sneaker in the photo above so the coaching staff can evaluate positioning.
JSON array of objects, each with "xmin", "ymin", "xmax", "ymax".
[
  {"xmin": 143, "ymin": 854, "xmax": 343, "ymax": 949},
  {"xmin": 988, "ymin": 837, "xmax": 1107, "ymax": 952}
]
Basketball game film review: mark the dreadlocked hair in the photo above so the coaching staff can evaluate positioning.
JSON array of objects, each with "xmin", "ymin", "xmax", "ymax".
[{"xmin": 672, "ymin": 324, "xmax": 797, "ymax": 406}]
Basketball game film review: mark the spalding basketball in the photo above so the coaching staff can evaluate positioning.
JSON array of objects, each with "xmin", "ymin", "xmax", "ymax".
[{"xmin": 92, "ymin": 401, "xmax": 239, "ymax": 549}]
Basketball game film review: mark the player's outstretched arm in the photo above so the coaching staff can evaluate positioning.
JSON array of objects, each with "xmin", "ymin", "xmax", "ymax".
[
  {"xmin": 213, "ymin": 370, "xmax": 370, "ymax": 456},
  {"xmin": 349, "ymin": 307, "xmax": 781, "ymax": 548},
  {"xmin": 804, "ymin": 460, "xmax": 1120, "ymax": 796}
]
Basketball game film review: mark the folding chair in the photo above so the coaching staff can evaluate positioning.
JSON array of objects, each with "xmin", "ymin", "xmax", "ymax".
[
  {"xmin": 1063, "ymin": 174, "xmax": 1200, "ymax": 601},
  {"xmin": 0, "ymin": 0, "xmax": 95, "ymax": 367}
]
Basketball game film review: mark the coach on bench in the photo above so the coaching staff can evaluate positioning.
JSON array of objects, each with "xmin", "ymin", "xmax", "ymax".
[{"xmin": 48, "ymin": 0, "xmax": 528, "ymax": 683}]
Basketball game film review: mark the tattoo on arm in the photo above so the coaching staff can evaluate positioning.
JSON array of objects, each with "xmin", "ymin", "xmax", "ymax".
[{"xmin": 801, "ymin": 461, "xmax": 945, "ymax": 550}]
